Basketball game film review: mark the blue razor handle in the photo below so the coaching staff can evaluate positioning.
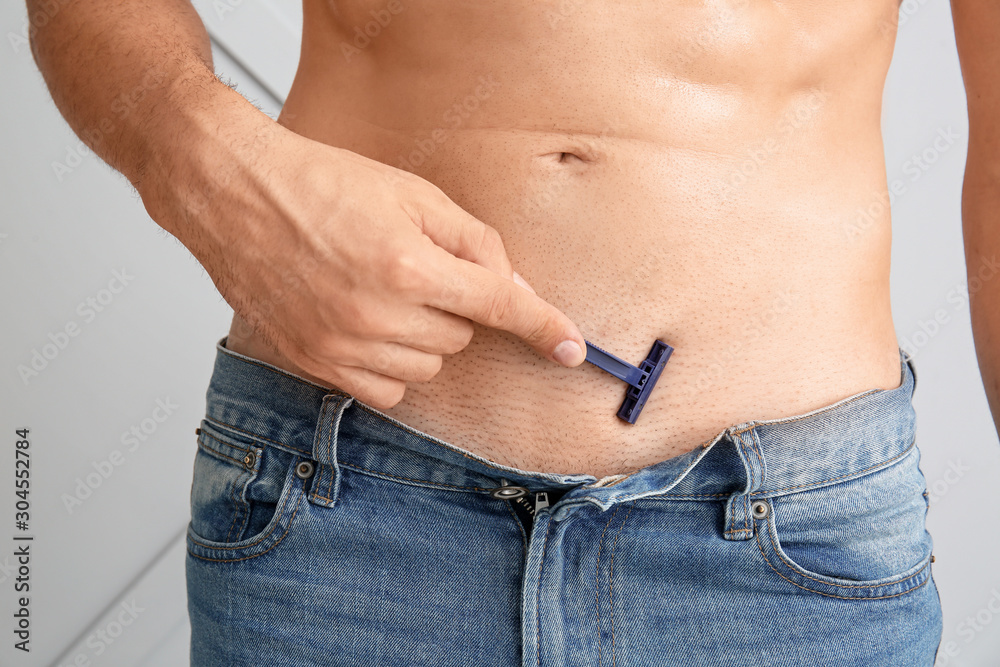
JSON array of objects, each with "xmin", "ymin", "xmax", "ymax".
[{"xmin": 584, "ymin": 340, "xmax": 674, "ymax": 424}]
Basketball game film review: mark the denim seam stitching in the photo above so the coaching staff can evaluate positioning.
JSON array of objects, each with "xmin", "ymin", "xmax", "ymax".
[
  {"xmin": 311, "ymin": 465, "xmax": 337, "ymax": 501},
  {"xmin": 234, "ymin": 448, "xmax": 263, "ymax": 542},
  {"xmin": 208, "ymin": 403, "xmax": 576, "ymax": 486},
  {"xmin": 504, "ymin": 501, "xmax": 528, "ymax": 558},
  {"xmin": 725, "ymin": 503, "xmax": 751, "ymax": 534},
  {"xmin": 536, "ymin": 519, "xmax": 553, "ymax": 667},
  {"xmin": 754, "ymin": 529, "xmax": 931, "ymax": 600},
  {"xmin": 595, "ymin": 504, "xmax": 623, "ymax": 667},
  {"xmin": 746, "ymin": 430, "xmax": 766, "ymax": 490},
  {"xmin": 756, "ymin": 438, "xmax": 916, "ymax": 497},
  {"xmin": 729, "ymin": 387, "xmax": 886, "ymax": 436},
  {"xmin": 326, "ymin": 402, "xmax": 336, "ymax": 502},
  {"xmin": 203, "ymin": 416, "xmax": 311, "ymax": 457},
  {"xmin": 222, "ymin": 476, "xmax": 239, "ymax": 543},
  {"xmin": 188, "ymin": 477, "xmax": 303, "ymax": 556},
  {"xmin": 758, "ymin": 512, "xmax": 931, "ymax": 590},
  {"xmin": 610, "ymin": 502, "xmax": 634, "ymax": 667},
  {"xmin": 724, "ymin": 496, "xmax": 744, "ymax": 535},
  {"xmin": 734, "ymin": 433, "xmax": 755, "ymax": 535},
  {"xmin": 642, "ymin": 447, "xmax": 715, "ymax": 501},
  {"xmin": 218, "ymin": 341, "xmax": 350, "ymax": 396},
  {"xmin": 743, "ymin": 430, "xmax": 766, "ymax": 534},
  {"xmin": 187, "ymin": 491, "xmax": 303, "ymax": 563},
  {"xmin": 336, "ymin": 461, "xmax": 494, "ymax": 493},
  {"xmin": 198, "ymin": 431, "xmax": 251, "ymax": 463},
  {"xmin": 223, "ymin": 469, "xmax": 248, "ymax": 544},
  {"xmin": 194, "ymin": 434, "xmax": 254, "ymax": 543}
]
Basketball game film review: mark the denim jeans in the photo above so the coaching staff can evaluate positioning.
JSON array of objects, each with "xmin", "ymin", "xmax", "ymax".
[{"xmin": 186, "ymin": 337, "xmax": 943, "ymax": 666}]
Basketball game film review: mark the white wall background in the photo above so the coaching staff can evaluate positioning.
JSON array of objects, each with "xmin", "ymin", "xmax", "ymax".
[{"xmin": 0, "ymin": 0, "xmax": 997, "ymax": 665}]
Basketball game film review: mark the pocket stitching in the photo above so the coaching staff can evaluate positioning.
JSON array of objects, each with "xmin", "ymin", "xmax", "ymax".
[
  {"xmin": 754, "ymin": 527, "xmax": 931, "ymax": 600},
  {"xmin": 188, "ymin": 460, "xmax": 304, "ymax": 557},
  {"xmin": 204, "ymin": 416, "xmax": 310, "ymax": 457},
  {"xmin": 187, "ymin": 487, "xmax": 304, "ymax": 563},
  {"xmin": 753, "ymin": 501, "xmax": 932, "ymax": 599},
  {"xmin": 194, "ymin": 430, "xmax": 262, "ymax": 543},
  {"xmin": 189, "ymin": 444, "xmax": 254, "ymax": 545},
  {"xmin": 761, "ymin": 508, "xmax": 931, "ymax": 588},
  {"xmin": 223, "ymin": 468, "xmax": 245, "ymax": 543},
  {"xmin": 197, "ymin": 432, "xmax": 252, "ymax": 467}
]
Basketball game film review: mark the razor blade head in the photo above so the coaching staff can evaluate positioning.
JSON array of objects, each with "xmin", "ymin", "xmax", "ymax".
[{"xmin": 616, "ymin": 340, "xmax": 673, "ymax": 424}]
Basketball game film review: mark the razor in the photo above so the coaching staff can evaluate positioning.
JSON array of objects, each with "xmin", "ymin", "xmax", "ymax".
[{"xmin": 584, "ymin": 339, "xmax": 674, "ymax": 424}]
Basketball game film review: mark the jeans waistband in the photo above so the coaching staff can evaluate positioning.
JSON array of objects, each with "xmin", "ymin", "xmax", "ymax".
[{"xmin": 204, "ymin": 337, "xmax": 917, "ymax": 518}]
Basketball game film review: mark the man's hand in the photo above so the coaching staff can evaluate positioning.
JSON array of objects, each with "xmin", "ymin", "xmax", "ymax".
[
  {"xmin": 140, "ymin": 95, "xmax": 586, "ymax": 409},
  {"xmin": 26, "ymin": 0, "xmax": 585, "ymax": 410}
]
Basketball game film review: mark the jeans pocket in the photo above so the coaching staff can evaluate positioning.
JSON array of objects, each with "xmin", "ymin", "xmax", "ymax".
[
  {"xmin": 187, "ymin": 418, "xmax": 306, "ymax": 563},
  {"xmin": 752, "ymin": 443, "xmax": 934, "ymax": 600}
]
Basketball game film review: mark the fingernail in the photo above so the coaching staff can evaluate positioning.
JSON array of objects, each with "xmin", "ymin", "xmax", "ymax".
[
  {"xmin": 513, "ymin": 271, "xmax": 536, "ymax": 294},
  {"xmin": 553, "ymin": 340, "xmax": 583, "ymax": 366}
]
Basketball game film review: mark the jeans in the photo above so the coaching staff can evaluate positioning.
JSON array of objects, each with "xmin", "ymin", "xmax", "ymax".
[{"xmin": 186, "ymin": 337, "xmax": 943, "ymax": 666}]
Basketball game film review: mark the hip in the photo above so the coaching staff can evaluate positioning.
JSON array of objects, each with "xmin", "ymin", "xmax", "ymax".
[{"xmin": 186, "ymin": 338, "xmax": 942, "ymax": 665}]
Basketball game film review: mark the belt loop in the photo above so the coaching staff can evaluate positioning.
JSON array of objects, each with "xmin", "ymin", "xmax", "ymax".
[
  {"xmin": 308, "ymin": 393, "xmax": 354, "ymax": 508},
  {"xmin": 723, "ymin": 427, "xmax": 767, "ymax": 542}
]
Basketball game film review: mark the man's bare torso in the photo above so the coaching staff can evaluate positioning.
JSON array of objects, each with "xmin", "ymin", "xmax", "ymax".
[{"xmin": 227, "ymin": 0, "xmax": 904, "ymax": 478}]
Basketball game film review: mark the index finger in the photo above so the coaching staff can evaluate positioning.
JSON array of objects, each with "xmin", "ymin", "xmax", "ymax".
[{"xmin": 425, "ymin": 251, "xmax": 586, "ymax": 367}]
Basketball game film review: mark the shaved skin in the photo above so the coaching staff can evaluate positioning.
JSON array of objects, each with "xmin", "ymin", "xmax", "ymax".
[{"xmin": 228, "ymin": 0, "xmax": 905, "ymax": 478}]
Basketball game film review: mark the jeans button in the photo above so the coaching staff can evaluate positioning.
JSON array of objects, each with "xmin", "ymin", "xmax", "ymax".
[
  {"xmin": 489, "ymin": 479, "xmax": 529, "ymax": 500},
  {"xmin": 295, "ymin": 461, "xmax": 315, "ymax": 480},
  {"xmin": 751, "ymin": 499, "xmax": 769, "ymax": 519}
]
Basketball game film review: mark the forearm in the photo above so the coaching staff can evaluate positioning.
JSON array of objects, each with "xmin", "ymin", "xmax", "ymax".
[
  {"xmin": 27, "ymin": 0, "xmax": 281, "ymax": 254},
  {"xmin": 962, "ymin": 156, "xmax": 1000, "ymax": 436},
  {"xmin": 951, "ymin": 0, "xmax": 1000, "ymax": 437}
]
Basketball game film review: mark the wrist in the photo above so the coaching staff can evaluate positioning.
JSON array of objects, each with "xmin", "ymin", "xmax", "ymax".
[{"xmin": 134, "ymin": 71, "xmax": 282, "ymax": 242}]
